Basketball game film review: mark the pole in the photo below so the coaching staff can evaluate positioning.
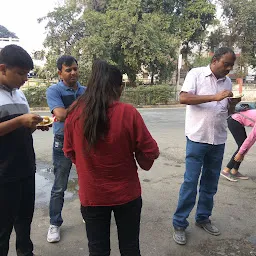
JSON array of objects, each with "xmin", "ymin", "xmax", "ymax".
[{"xmin": 176, "ymin": 46, "xmax": 182, "ymax": 101}]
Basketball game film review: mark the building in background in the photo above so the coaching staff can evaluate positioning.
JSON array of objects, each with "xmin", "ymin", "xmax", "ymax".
[{"xmin": 0, "ymin": 37, "xmax": 20, "ymax": 51}]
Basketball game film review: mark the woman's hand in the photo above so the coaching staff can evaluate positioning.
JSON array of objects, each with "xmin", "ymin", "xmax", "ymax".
[{"xmin": 234, "ymin": 153, "xmax": 244, "ymax": 162}]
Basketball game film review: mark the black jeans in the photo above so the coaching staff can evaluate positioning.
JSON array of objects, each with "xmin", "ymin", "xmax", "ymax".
[
  {"xmin": 0, "ymin": 175, "xmax": 35, "ymax": 256},
  {"xmin": 226, "ymin": 117, "xmax": 247, "ymax": 170},
  {"xmin": 81, "ymin": 197, "xmax": 142, "ymax": 256}
]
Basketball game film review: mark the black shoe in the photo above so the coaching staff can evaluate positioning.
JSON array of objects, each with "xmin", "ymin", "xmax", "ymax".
[{"xmin": 195, "ymin": 221, "xmax": 220, "ymax": 236}]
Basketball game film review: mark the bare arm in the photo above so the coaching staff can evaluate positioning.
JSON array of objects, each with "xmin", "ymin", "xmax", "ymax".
[
  {"xmin": 0, "ymin": 114, "xmax": 42, "ymax": 136},
  {"xmin": 179, "ymin": 90, "xmax": 233, "ymax": 105},
  {"xmin": 53, "ymin": 107, "xmax": 68, "ymax": 122},
  {"xmin": 180, "ymin": 92, "xmax": 216, "ymax": 105}
]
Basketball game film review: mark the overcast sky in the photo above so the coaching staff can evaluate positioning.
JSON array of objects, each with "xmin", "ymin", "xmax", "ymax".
[{"xmin": 0, "ymin": 0, "xmax": 62, "ymax": 54}]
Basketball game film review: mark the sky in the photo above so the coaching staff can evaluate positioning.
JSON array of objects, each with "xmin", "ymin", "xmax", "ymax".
[{"xmin": 0, "ymin": 0, "xmax": 63, "ymax": 54}]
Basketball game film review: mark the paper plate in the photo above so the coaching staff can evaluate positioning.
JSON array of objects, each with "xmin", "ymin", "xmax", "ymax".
[
  {"xmin": 229, "ymin": 94, "xmax": 244, "ymax": 99},
  {"xmin": 36, "ymin": 116, "xmax": 54, "ymax": 127}
]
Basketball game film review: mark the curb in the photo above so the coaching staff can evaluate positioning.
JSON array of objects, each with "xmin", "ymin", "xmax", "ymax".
[
  {"xmin": 30, "ymin": 107, "xmax": 49, "ymax": 112},
  {"xmin": 30, "ymin": 104, "xmax": 185, "ymax": 112}
]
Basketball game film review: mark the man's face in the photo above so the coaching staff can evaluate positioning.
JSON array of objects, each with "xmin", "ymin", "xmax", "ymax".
[
  {"xmin": 58, "ymin": 62, "xmax": 78, "ymax": 87},
  {"xmin": 0, "ymin": 65, "xmax": 29, "ymax": 89},
  {"xmin": 211, "ymin": 53, "xmax": 236, "ymax": 79}
]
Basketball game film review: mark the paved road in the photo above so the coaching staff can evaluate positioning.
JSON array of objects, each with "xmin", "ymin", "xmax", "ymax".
[{"xmin": 8, "ymin": 108, "xmax": 256, "ymax": 256}]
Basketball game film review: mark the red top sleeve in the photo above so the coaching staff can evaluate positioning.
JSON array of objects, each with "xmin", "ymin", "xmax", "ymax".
[
  {"xmin": 133, "ymin": 110, "xmax": 159, "ymax": 170},
  {"xmin": 63, "ymin": 116, "xmax": 76, "ymax": 164}
]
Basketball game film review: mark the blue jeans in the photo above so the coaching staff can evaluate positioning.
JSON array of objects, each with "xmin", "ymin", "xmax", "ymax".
[
  {"xmin": 49, "ymin": 135, "xmax": 72, "ymax": 226},
  {"xmin": 173, "ymin": 138, "xmax": 225, "ymax": 229}
]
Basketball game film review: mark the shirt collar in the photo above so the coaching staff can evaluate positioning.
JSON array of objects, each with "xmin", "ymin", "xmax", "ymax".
[
  {"xmin": 58, "ymin": 80, "xmax": 82, "ymax": 91},
  {"xmin": 204, "ymin": 66, "xmax": 212, "ymax": 77},
  {"xmin": 204, "ymin": 65, "xmax": 226, "ymax": 81},
  {"xmin": 0, "ymin": 84, "xmax": 16, "ymax": 95}
]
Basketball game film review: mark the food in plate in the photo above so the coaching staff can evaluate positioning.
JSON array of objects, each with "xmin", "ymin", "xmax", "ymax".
[
  {"xmin": 229, "ymin": 94, "xmax": 244, "ymax": 99},
  {"xmin": 37, "ymin": 116, "xmax": 53, "ymax": 126}
]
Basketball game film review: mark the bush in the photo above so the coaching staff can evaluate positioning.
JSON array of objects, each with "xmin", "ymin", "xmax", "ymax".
[
  {"xmin": 22, "ymin": 84, "xmax": 50, "ymax": 108},
  {"xmin": 121, "ymin": 85, "xmax": 177, "ymax": 105},
  {"xmin": 22, "ymin": 83, "xmax": 177, "ymax": 108}
]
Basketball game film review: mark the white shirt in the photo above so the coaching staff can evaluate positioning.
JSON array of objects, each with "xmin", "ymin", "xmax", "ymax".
[{"xmin": 181, "ymin": 66, "xmax": 232, "ymax": 145}]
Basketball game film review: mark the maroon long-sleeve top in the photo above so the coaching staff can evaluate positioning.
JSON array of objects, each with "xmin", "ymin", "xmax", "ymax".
[{"xmin": 63, "ymin": 101, "xmax": 159, "ymax": 207}]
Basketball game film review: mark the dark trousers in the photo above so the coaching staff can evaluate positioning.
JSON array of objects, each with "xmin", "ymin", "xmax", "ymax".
[
  {"xmin": 226, "ymin": 117, "xmax": 247, "ymax": 170},
  {"xmin": 81, "ymin": 197, "xmax": 142, "ymax": 256},
  {"xmin": 0, "ymin": 175, "xmax": 35, "ymax": 256}
]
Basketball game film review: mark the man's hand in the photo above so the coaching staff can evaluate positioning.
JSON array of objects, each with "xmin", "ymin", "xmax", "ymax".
[
  {"xmin": 19, "ymin": 114, "xmax": 43, "ymax": 129},
  {"xmin": 234, "ymin": 153, "xmax": 244, "ymax": 162},
  {"xmin": 214, "ymin": 90, "xmax": 233, "ymax": 101},
  {"xmin": 228, "ymin": 96, "xmax": 242, "ymax": 115},
  {"xmin": 36, "ymin": 126, "xmax": 50, "ymax": 131},
  {"xmin": 229, "ymin": 96, "xmax": 242, "ymax": 105}
]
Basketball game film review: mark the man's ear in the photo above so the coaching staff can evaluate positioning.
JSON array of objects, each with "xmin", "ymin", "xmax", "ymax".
[
  {"xmin": 0, "ymin": 64, "xmax": 7, "ymax": 75},
  {"xmin": 58, "ymin": 70, "xmax": 62, "ymax": 79},
  {"xmin": 211, "ymin": 57, "xmax": 217, "ymax": 66}
]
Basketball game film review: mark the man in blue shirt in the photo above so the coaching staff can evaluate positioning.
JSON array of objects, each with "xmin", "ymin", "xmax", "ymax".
[{"xmin": 46, "ymin": 55, "xmax": 86, "ymax": 243}]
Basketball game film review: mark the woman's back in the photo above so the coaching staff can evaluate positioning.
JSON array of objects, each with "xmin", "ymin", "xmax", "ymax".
[
  {"xmin": 232, "ymin": 109, "xmax": 256, "ymax": 127},
  {"xmin": 64, "ymin": 101, "xmax": 159, "ymax": 206}
]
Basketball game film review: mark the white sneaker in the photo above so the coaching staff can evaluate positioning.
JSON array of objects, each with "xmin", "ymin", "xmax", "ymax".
[{"xmin": 47, "ymin": 225, "xmax": 60, "ymax": 243}]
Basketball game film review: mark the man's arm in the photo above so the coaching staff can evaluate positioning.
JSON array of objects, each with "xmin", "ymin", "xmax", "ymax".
[
  {"xmin": 46, "ymin": 86, "xmax": 67, "ymax": 122},
  {"xmin": 180, "ymin": 90, "xmax": 233, "ymax": 105},
  {"xmin": 0, "ymin": 114, "xmax": 42, "ymax": 136},
  {"xmin": 53, "ymin": 108, "xmax": 67, "ymax": 122}
]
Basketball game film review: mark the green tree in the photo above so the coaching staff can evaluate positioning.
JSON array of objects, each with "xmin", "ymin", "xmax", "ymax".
[
  {"xmin": 191, "ymin": 54, "xmax": 211, "ymax": 68},
  {"xmin": 218, "ymin": 0, "xmax": 256, "ymax": 68},
  {"xmin": 0, "ymin": 25, "xmax": 18, "ymax": 38},
  {"xmin": 39, "ymin": 0, "xmax": 217, "ymax": 85},
  {"xmin": 40, "ymin": 0, "xmax": 179, "ymax": 85},
  {"xmin": 178, "ymin": 0, "xmax": 216, "ymax": 70}
]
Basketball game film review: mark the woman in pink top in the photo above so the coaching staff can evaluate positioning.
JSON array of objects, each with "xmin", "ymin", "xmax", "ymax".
[{"xmin": 221, "ymin": 109, "xmax": 256, "ymax": 181}]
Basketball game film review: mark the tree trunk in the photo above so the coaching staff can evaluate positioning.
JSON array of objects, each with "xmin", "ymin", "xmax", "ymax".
[{"xmin": 151, "ymin": 72, "xmax": 154, "ymax": 85}]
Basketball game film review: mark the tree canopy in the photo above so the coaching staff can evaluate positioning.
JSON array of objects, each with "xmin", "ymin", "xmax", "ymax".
[
  {"xmin": 0, "ymin": 25, "xmax": 18, "ymax": 38},
  {"xmin": 38, "ymin": 0, "xmax": 222, "ymax": 84}
]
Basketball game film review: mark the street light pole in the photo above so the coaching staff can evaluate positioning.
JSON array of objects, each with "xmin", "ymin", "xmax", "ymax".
[{"xmin": 176, "ymin": 46, "xmax": 182, "ymax": 101}]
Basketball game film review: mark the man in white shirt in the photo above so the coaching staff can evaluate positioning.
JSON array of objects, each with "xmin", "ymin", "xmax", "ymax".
[{"xmin": 173, "ymin": 47, "xmax": 238, "ymax": 245}]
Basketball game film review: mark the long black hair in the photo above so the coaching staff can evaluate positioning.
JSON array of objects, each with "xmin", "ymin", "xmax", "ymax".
[{"xmin": 73, "ymin": 59, "xmax": 122, "ymax": 149}]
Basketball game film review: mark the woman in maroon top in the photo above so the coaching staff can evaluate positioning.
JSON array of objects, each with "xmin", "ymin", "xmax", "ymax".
[{"xmin": 63, "ymin": 60, "xmax": 159, "ymax": 256}]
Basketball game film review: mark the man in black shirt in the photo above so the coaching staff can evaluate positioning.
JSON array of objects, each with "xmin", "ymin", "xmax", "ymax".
[{"xmin": 0, "ymin": 44, "xmax": 47, "ymax": 256}]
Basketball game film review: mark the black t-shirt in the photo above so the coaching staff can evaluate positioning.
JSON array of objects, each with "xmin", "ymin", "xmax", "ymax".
[{"xmin": 0, "ymin": 86, "xmax": 35, "ymax": 183}]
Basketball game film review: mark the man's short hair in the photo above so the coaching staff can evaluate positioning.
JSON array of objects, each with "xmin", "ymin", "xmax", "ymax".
[
  {"xmin": 57, "ymin": 55, "xmax": 78, "ymax": 71},
  {"xmin": 211, "ymin": 47, "xmax": 236, "ymax": 62},
  {"xmin": 0, "ymin": 44, "xmax": 34, "ymax": 70}
]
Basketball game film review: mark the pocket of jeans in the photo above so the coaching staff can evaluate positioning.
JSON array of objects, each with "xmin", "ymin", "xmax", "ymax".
[{"xmin": 54, "ymin": 136, "xmax": 64, "ymax": 151}]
